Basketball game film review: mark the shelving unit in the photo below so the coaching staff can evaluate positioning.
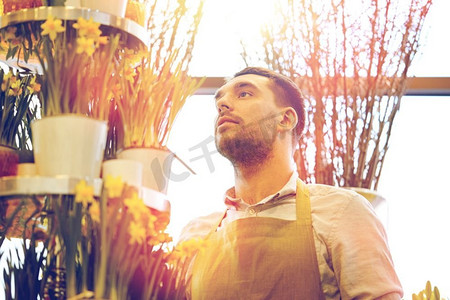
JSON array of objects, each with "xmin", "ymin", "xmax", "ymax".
[
  {"xmin": 0, "ymin": 6, "xmax": 149, "ymax": 47},
  {"xmin": 0, "ymin": 7, "xmax": 169, "ymax": 214}
]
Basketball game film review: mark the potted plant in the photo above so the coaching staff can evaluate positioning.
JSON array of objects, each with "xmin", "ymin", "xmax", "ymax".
[
  {"xmin": 109, "ymin": 0, "xmax": 204, "ymax": 194},
  {"xmin": 15, "ymin": 15, "xmax": 121, "ymax": 179},
  {"xmin": 241, "ymin": 0, "xmax": 432, "ymax": 194},
  {"xmin": 114, "ymin": 49, "xmax": 203, "ymax": 194}
]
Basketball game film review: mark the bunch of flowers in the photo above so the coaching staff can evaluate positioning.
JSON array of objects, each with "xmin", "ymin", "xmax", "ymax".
[
  {"xmin": 0, "ymin": 176, "xmax": 205, "ymax": 299},
  {"xmin": 35, "ymin": 16, "xmax": 119, "ymax": 119},
  {"xmin": 75, "ymin": 176, "xmax": 206, "ymax": 299},
  {"xmin": 101, "ymin": 0, "xmax": 204, "ymax": 154},
  {"xmin": 114, "ymin": 49, "xmax": 204, "ymax": 149},
  {"xmin": 0, "ymin": 15, "xmax": 120, "ymax": 120},
  {"xmin": 0, "ymin": 67, "xmax": 40, "ymax": 149}
]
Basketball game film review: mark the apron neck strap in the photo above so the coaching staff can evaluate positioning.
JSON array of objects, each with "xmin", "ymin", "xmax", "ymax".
[{"xmin": 296, "ymin": 179, "xmax": 312, "ymax": 226}]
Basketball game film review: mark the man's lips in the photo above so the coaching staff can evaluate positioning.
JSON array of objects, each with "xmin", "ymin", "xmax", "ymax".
[{"xmin": 217, "ymin": 116, "xmax": 239, "ymax": 127}]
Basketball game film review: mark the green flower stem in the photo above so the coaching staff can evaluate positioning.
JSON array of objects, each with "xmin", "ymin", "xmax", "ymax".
[
  {"xmin": 95, "ymin": 191, "xmax": 108, "ymax": 298},
  {"xmin": 146, "ymin": 249, "xmax": 164, "ymax": 298}
]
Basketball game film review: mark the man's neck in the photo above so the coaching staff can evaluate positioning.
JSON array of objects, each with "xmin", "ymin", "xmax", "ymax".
[{"xmin": 233, "ymin": 154, "xmax": 295, "ymax": 205}]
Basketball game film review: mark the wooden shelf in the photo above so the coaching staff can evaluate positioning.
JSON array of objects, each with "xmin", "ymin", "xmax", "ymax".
[
  {"xmin": 0, "ymin": 176, "xmax": 103, "ymax": 196},
  {"xmin": 0, "ymin": 176, "xmax": 170, "ymax": 212},
  {"xmin": 0, "ymin": 6, "xmax": 149, "ymax": 48}
]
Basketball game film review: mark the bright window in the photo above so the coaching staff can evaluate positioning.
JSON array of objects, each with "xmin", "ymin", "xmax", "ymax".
[
  {"xmin": 166, "ymin": 94, "xmax": 450, "ymax": 298},
  {"xmin": 188, "ymin": 0, "xmax": 450, "ymax": 77},
  {"xmin": 166, "ymin": 0, "xmax": 450, "ymax": 297}
]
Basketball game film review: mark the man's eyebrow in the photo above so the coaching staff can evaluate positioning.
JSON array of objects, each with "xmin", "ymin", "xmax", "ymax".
[
  {"xmin": 214, "ymin": 89, "xmax": 223, "ymax": 101},
  {"xmin": 214, "ymin": 81, "xmax": 258, "ymax": 101},
  {"xmin": 234, "ymin": 81, "xmax": 258, "ymax": 91}
]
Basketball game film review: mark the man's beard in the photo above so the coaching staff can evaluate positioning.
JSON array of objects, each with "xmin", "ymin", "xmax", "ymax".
[{"xmin": 215, "ymin": 121, "xmax": 277, "ymax": 168}]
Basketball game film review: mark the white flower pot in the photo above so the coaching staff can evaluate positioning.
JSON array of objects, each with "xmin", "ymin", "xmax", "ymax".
[
  {"xmin": 31, "ymin": 115, "xmax": 107, "ymax": 179},
  {"xmin": 79, "ymin": 0, "xmax": 128, "ymax": 18},
  {"xmin": 117, "ymin": 148, "xmax": 174, "ymax": 194},
  {"xmin": 102, "ymin": 159, "xmax": 143, "ymax": 187}
]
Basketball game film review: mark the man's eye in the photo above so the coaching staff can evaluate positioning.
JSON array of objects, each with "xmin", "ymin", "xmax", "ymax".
[{"xmin": 238, "ymin": 91, "xmax": 251, "ymax": 98}]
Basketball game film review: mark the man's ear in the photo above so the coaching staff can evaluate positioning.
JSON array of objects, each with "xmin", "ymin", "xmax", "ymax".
[{"xmin": 278, "ymin": 107, "xmax": 298, "ymax": 132}]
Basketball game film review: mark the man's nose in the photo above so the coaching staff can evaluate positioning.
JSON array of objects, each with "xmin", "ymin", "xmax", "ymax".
[{"xmin": 216, "ymin": 96, "xmax": 232, "ymax": 114}]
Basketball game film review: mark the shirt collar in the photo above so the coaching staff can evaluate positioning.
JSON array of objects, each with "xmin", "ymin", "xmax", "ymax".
[{"xmin": 224, "ymin": 171, "xmax": 298, "ymax": 210}]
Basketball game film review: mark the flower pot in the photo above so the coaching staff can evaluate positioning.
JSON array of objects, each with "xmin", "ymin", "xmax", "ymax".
[
  {"xmin": 117, "ymin": 148, "xmax": 174, "ymax": 194},
  {"xmin": 79, "ymin": 0, "xmax": 128, "ymax": 18},
  {"xmin": 31, "ymin": 115, "xmax": 107, "ymax": 179},
  {"xmin": 0, "ymin": 145, "xmax": 18, "ymax": 177},
  {"xmin": 345, "ymin": 187, "xmax": 385, "ymax": 208},
  {"xmin": 102, "ymin": 158, "xmax": 143, "ymax": 187}
]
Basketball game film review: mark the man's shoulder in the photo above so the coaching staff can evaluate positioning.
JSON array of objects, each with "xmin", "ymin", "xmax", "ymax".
[
  {"xmin": 178, "ymin": 211, "xmax": 225, "ymax": 243},
  {"xmin": 306, "ymin": 183, "xmax": 373, "ymax": 213},
  {"xmin": 307, "ymin": 183, "xmax": 362, "ymax": 200}
]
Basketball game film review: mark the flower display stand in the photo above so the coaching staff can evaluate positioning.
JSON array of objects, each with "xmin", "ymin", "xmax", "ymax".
[
  {"xmin": 0, "ymin": 176, "xmax": 171, "ymax": 237},
  {"xmin": 0, "ymin": 7, "xmax": 174, "ymax": 299}
]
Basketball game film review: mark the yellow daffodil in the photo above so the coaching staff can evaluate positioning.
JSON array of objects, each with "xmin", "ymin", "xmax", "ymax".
[
  {"xmin": 89, "ymin": 201, "xmax": 101, "ymax": 223},
  {"xmin": 73, "ymin": 17, "xmax": 102, "ymax": 40},
  {"xmin": 128, "ymin": 221, "xmax": 146, "ymax": 245},
  {"xmin": 76, "ymin": 36, "xmax": 96, "ymax": 56},
  {"xmin": 177, "ymin": 238, "xmax": 207, "ymax": 258},
  {"xmin": 75, "ymin": 180, "xmax": 95, "ymax": 207},
  {"xmin": 41, "ymin": 15, "xmax": 65, "ymax": 41},
  {"xmin": 27, "ymin": 76, "xmax": 41, "ymax": 94},
  {"xmin": 97, "ymin": 35, "xmax": 109, "ymax": 45},
  {"xmin": 148, "ymin": 232, "xmax": 172, "ymax": 247},
  {"xmin": 124, "ymin": 192, "xmax": 147, "ymax": 221},
  {"xmin": 9, "ymin": 78, "xmax": 22, "ymax": 96},
  {"xmin": 104, "ymin": 174, "xmax": 124, "ymax": 198},
  {"xmin": 124, "ymin": 66, "xmax": 137, "ymax": 83},
  {"xmin": 123, "ymin": 48, "xmax": 136, "ymax": 60},
  {"xmin": 124, "ymin": 48, "xmax": 145, "ymax": 65}
]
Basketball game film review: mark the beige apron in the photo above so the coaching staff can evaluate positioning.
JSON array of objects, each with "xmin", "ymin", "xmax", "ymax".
[{"xmin": 190, "ymin": 179, "xmax": 325, "ymax": 300}]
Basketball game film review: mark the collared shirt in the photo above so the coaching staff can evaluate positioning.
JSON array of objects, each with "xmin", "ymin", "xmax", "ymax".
[{"xmin": 180, "ymin": 172, "xmax": 403, "ymax": 299}]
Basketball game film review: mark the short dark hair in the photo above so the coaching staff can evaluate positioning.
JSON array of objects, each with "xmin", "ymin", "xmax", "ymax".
[{"xmin": 233, "ymin": 67, "xmax": 305, "ymax": 140}]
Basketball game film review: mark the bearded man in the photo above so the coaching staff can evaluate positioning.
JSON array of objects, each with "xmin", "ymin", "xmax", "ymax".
[{"xmin": 180, "ymin": 67, "xmax": 403, "ymax": 299}]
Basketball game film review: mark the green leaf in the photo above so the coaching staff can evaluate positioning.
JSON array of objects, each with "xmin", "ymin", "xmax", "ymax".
[
  {"xmin": 24, "ymin": 45, "xmax": 30, "ymax": 62},
  {"xmin": 8, "ymin": 46, "xmax": 19, "ymax": 60}
]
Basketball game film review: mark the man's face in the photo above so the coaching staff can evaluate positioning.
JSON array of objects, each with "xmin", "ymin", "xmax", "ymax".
[{"xmin": 214, "ymin": 74, "xmax": 282, "ymax": 167}]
